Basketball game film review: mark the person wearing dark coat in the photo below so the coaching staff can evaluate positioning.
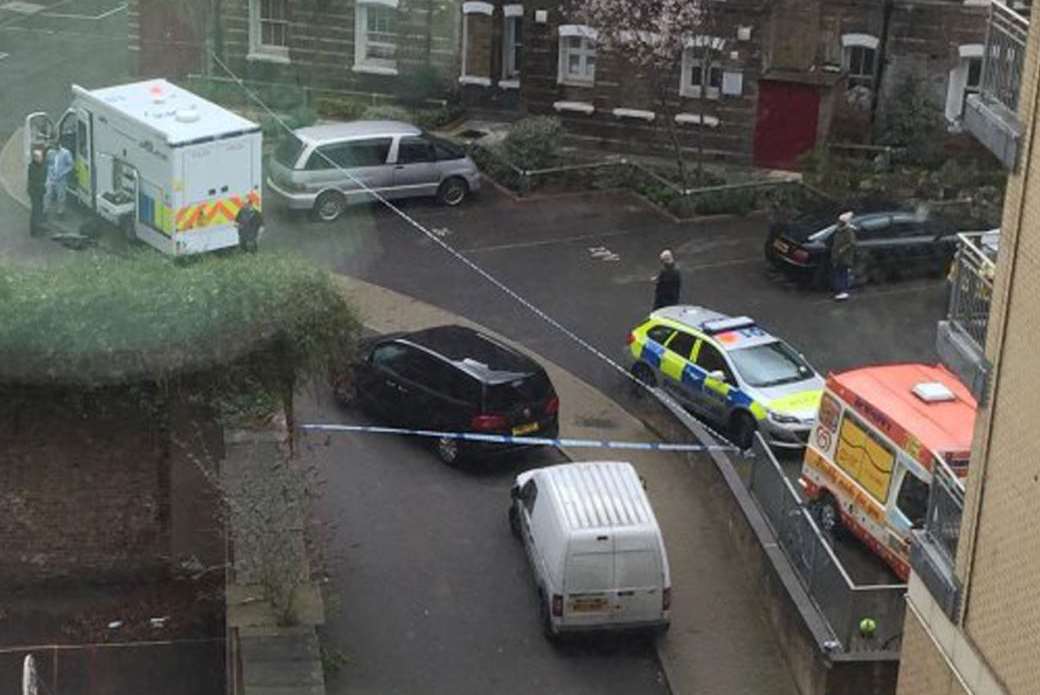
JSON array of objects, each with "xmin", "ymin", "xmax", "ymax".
[
  {"xmin": 652, "ymin": 249, "xmax": 682, "ymax": 310},
  {"xmin": 235, "ymin": 198, "xmax": 263, "ymax": 253},
  {"xmin": 27, "ymin": 147, "xmax": 47, "ymax": 237}
]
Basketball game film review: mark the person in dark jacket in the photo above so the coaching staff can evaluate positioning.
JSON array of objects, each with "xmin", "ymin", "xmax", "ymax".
[
  {"xmin": 830, "ymin": 211, "xmax": 857, "ymax": 301},
  {"xmin": 652, "ymin": 249, "xmax": 682, "ymax": 310},
  {"xmin": 234, "ymin": 198, "xmax": 263, "ymax": 253},
  {"xmin": 27, "ymin": 147, "xmax": 47, "ymax": 236}
]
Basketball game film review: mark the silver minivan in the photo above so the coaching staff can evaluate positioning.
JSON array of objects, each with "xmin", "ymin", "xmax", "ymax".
[{"xmin": 266, "ymin": 120, "xmax": 481, "ymax": 221}]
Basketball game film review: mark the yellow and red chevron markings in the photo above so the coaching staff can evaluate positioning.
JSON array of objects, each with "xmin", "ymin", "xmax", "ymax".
[{"xmin": 176, "ymin": 191, "xmax": 261, "ymax": 232}]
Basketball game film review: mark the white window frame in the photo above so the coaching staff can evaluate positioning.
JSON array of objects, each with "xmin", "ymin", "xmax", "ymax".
[
  {"xmin": 248, "ymin": 0, "xmax": 290, "ymax": 64},
  {"xmin": 842, "ymin": 33, "xmax": 879, "ymax": 89},
  {"xmin": 557, "ymin": 25, "xmax": 598, "ymax": 86},
  {"xmin": 354, "ymin": 0, "xmax": 400, "ymax": 76},
  {"xmin": 946, "ymin": 44, "xmax": 985, "ymax": 126},
  {"xmin": 502, "ymin": 4, "xmax": 524, "ymax": 86},
  {"xmin": 681, "ymin": 52, "xmax": 723, "ymax": 99},
  {"xmin": 459, "ymin": 2, "xmax": 494, "ymax": 86}
]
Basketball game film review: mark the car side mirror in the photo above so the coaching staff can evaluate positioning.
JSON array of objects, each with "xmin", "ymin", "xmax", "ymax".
[{"xmin": 510, "ymin": 485, "xmax": 520, "ymax": 500}]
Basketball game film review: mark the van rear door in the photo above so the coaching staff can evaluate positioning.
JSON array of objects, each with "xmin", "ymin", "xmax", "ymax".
[
  {"xmin": 563, "ymin": 548, "xmax": 615, "ymax": 627},
  {"xmin": 612, "ymin": 538, "xmax": 664, "ymax": 624}
]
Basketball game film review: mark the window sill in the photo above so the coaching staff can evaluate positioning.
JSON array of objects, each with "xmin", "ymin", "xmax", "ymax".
[
  {"xmin": 459, "ymin": 75, "xmax": 493, "ymax": 87},
  {"xmin": 353, "ymin": 63, "xmax": 399, "ymax": 76},
  {"xmin": 613, "ymin": 108, "xmax": 655, "ymax": 122},
  {"xmin": 679, "ymin": 88, "xmax": 720, "ymax": 100},
  {"xmin": 675, "ymin": 113, "xmax": 720, "ymax": 127},
  {"xmin": 247, "ymin": 51, "xmax": 291, "ymax": 65},
  {"xmin": 557, "ymin": 78, "xmax": 596, "ymax": 88},
  {"xmin": 553, "ymin": 100, "xmax": 595, "ymax": 115},
  {"xmin": 499, "ymin": 79, "xmax": 520, "ymax": 90}
]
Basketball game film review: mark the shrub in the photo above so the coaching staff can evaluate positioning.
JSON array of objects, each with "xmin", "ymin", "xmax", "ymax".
[
  {"xmin": 876, "ymin": 77, "xmax": 945, "ymax": 167},
  {"xmin": 0, "ymin": 252, "xmax": 360, "ymax": 390},
  {"xmin": 395, "ymin": 64, "xmax": 444, "ymax": 106},
  {"xmin": 413, "ymin": 104, "xmax": 465, "ymax": 130},
  {"xmin": 503, "ymin": 116, "xmax": 563, "ymax": 170},
  {"xmin": 315, "ymin": 95, "xmax": 367, "ymax": 121},
  {"xmin": 361, "ymin": 104, "xmax": 413, "ymax": 122},
  {"xmin": 469, "ymin": 143, "xmax": 524, "ymax": 190}
]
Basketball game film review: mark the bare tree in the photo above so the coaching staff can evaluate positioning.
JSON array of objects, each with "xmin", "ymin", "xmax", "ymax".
[{"xmin": 575, "ymin": 0, "xmax": 720, "ymax": 190}]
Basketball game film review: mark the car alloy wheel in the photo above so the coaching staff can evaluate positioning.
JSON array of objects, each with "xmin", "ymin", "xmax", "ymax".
[
  {"xmin": 631, "ymin": 362, "xmax": 657, "ymax": 395},
  {"xmin": 314, "ymin": 191, "xmax": 345, "ymax": 222},
  {"xmin": 438, "ymin": 177, "xmax": 468, "ymax": 207},
  {"xmin": 436, "ymin": 436, "xmax": 461, "ymax": 465}
]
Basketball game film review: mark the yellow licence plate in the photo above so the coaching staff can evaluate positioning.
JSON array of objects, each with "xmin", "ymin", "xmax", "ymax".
[
  {"xmin": 513, "ymin": 422, "xmax": 539, "ymax": 436},
  {"xmin": 570, "ymin": 597, "xmax": 609, "ymax": 613}
]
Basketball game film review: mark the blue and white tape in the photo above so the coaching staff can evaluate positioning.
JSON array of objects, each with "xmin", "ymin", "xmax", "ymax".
[{"xmin": 300, "ymin": 423, "xmax": 738, "ymax": 452}]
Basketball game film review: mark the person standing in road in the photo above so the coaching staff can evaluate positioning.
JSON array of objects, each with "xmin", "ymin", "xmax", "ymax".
[
  {"xmin": 830, "ymin": 212, "xmax": 857, "ymax": 301},
  {"xmin": 45, "ymin": 142, "xmax": 74, "ymax": 218},
  {"xmin": 235, "ymin": 198, "xmax": 263, "ymax": 253},
  {"xmin": 652, "ymin": 249, "xmax": 682, "ymax": 310},
  {"xmin": 27, "ymin": 147, "xmax": 47, "ymax": 236}
]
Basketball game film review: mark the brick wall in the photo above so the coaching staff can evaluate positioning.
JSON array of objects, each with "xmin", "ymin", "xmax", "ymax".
[
  {"xmin": 219, "ymin": 0, "xmax": 459, "ymax": 97},
  {"xmin": 517, "ymin": 0, "xmax": 765, "ymax": 163},
  {"xmin": 0, "ymin": 388, "xmax": 221, "ymax": 586}
]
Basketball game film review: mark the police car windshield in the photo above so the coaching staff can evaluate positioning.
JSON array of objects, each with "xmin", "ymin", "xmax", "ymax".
[{"xmin": 729, "ymin": 341, "xmax": 813, "ymax": 388}]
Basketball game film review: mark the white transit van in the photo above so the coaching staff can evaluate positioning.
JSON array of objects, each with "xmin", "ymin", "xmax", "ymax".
[{"xmin": 509, "ymin": 461, "xmax": 671, "ymax": 639}]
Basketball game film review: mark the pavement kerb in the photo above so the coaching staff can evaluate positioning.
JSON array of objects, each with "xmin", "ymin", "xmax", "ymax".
[
  {"xmin": 0, "ymin": 127, "xmax": 29, "ymax": 210},
  {"xmin": 328, "ymin": 273, "xmax": 765, "ymax": 695}
]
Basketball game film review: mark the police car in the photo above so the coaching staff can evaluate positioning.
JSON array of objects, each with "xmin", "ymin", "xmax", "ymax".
[{"xmin": 625, "ymin": 306, "xmax": 824, "ymax": 449}]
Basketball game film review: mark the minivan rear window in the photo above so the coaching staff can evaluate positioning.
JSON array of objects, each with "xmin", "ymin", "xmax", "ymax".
[
  {"xmin": 429, "ymin": 134, "xmax": 466, "ymax": 161},
  {"xmin": 274, "ymin": 135, "xmax": 305, "ymax": 169},
  {"xmin": 484, "ymin": 371, "xmax": 552, "ymax": 410}
]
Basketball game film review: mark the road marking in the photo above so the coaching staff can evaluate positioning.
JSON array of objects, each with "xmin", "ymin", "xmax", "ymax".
[
  {"xmin": 461, "ymin": 228, "xmax": 636, "ymax": 254},
  {"xmin": 430, "ymin": 226, "xmax": 451, "ymax": 238},
  {"xmin": 0, "ymin": 1, "xmax": 44, "ymax": 14},
  {"xmin": 0, "ymin": 52, "xmax": 8, "ymax": 59},
  {"xmin": 588, "ymin": 245, "xmax": 620, "ymax": 262},
  {"xmin": 42, "ymin": 2, "xmax": 126, "ymax": 19}
]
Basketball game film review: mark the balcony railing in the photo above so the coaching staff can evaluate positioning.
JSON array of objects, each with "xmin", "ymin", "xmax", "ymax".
[
  {"xmin": 937, "ymin": 232, "xmax": 997, "ymax": 401},
  {"xmin": 948, "ymin": 232, "xmax": 997, "ymax": 348},
  {"xmin": 909, "ymin": 461, "xmax": 966, "ymax": 620},
  {"xmin": 964, "ymin": 1, "xmax": 1029, "ymax": 168}
]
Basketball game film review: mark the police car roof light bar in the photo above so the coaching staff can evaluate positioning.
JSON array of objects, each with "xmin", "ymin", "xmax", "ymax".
[{"xmin": 700, "ymin": 316, "xmax": 756, "ymax": 334}]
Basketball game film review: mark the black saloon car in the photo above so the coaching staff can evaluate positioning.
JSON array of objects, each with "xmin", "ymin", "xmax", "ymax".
[
  {"xmin": 334, "ymin": 325, "xmax": 560, "ymax": 465},
  {"xmin": 765, "ymin": 209, "xmax": 958, "ymax": 288}
]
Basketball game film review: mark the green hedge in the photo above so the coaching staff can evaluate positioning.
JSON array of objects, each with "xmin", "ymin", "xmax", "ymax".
[{"xmin": 0, "ymin": 252, "xmax": 360, "ymax": 388}]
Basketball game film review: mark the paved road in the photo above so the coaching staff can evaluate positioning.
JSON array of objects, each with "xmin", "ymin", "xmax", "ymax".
[
  {"xmin": 296, "ymin": 390, "xmax": 669, "ymax": 695},
  {"xmin": 261, "ymin": 185, "xmax": 936, "ymax": 587},
  {"xmin": 262, "ymin": 186, "xmax": 946, "ymax": 404}
]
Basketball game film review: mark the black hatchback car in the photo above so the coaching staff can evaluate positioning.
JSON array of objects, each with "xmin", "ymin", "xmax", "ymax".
[
  {"xmin": 765, "ymin": 208, "xmax": 958, "ymax": 288},
  {"xmin": 335, "ymin": 325, "xmax": 560, "ymax": 465}
]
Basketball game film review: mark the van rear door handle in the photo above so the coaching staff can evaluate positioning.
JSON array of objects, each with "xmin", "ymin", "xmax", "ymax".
[{"xmin": 618, "ymin": 590, "xmax": 635, "ymax": 596}]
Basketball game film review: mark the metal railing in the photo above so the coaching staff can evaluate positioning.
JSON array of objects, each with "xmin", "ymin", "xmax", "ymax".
[
  {"xmin": 981, "ymin": 1, "xmax": 1029, "ymax": 114},
  {"xmin": 947, "ymin": 231, "xmax": 998, "ymax": 349},
  {"xmin": 747, "ymin": 435, "xmax": 907, "ymax": 652},
  {"xmin": 924, "ymin": 460, "xmax": 966, "ymax": 566}
]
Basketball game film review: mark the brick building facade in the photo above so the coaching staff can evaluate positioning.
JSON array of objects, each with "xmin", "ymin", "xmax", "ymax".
[
  {"xmin": 128, "ymin": 0, "xmax": 989, "ymax": 166},
  {"xmin": 131, "ymin": 0, "xmax": 461, "ymax": 96},
  {"xmin": 0, "ymin": 387, "xmax": 222, "ymax": 585},
  {"xmin": 455, "ymin": 0, "xmax": 988, "ymax": 166}
]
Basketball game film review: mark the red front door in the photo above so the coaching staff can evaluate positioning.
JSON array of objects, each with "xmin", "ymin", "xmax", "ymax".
[{"xmin": 753, "ymin": 81, "xmax": 821, "ymax": 170}]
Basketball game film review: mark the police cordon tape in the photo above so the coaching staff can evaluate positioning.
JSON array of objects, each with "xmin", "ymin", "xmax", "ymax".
[{"xmin": 300, "ymin": 423, "xmax": 740, "ymax": 453}]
